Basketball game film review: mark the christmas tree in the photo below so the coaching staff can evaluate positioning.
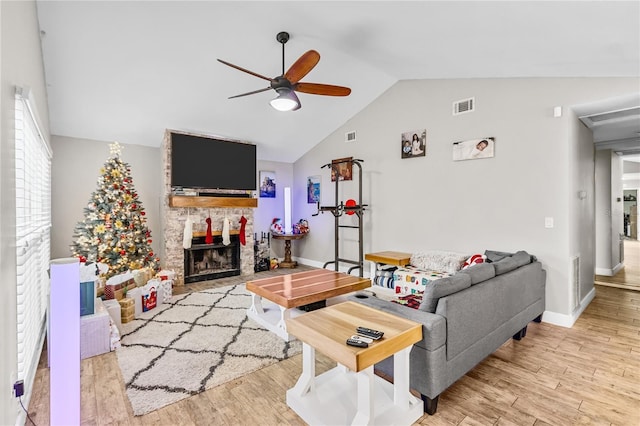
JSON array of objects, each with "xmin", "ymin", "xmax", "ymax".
[{"xmin": 71, "ymin": 142, "xmax": 160, "ymax": 278}]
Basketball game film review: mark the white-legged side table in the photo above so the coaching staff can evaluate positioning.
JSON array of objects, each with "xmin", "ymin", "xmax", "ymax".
[{"xmin": 285, "ymin": 301, "xmax": 423, "ymax": 425}]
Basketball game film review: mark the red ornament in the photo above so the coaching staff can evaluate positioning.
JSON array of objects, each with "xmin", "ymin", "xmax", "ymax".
[
  {"xmin": 79, "ymin": 255, "xmax": 87, "ymax": 262},
  {"xmin": 149, "ymin": 251, "xmax": 154, "ymax": 257},
  {"xmin": 120, "ymin": 250, "xmax": 126, "ymax": 255},
  {"xmin": 147, "ymin": 239, "xmax": 152, "ymax": 244},
  {"xmin": 141, "ymin": 211, "xmax": 146, "ymax": 216},
  {"xmin": 132, "ymin": 204, "xmax": 137, "ymax": 209}
]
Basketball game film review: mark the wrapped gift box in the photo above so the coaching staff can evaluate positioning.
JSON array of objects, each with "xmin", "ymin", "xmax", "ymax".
[
  {"xmin": 105, "ymin": 272, "xmax": 135, "ymax": 299},
  {"xmin": 127, "ymin": 287, "xmax": 143, "ymax": 317},
  {"xmin": 80, "ymin": 281, "xmax": 96, "ymax": 316},
  {"xmin": 80, "ymin": 298, "xmax": 111, "ymax": 359},
  {"xmin": 142, "ymin": 284, "xmax": 157, "ymax": 312},
  {"xmin": 102, "ymin": 299, "xmax": 122, "ymax": 334}
]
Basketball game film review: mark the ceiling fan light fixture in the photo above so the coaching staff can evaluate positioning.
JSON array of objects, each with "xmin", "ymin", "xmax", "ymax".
[{"xmin": 270, "ymin": 87, "xmax": 300, "ymax": 111}]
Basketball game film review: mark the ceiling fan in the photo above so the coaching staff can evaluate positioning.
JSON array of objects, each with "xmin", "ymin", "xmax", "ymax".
[{"xmin": 217, "ymin": 31, "xmax": 351, "ymax": 111}]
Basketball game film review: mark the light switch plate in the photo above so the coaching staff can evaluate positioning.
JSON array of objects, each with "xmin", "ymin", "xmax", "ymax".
[{"xmin": 545, "ymin": 217, "xmax": 554, "ymax": 228}]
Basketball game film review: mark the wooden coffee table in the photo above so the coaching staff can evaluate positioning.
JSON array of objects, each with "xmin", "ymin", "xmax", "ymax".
[
  {"xmin": 245, "ymin": 269, "xmax": 371, "ymax": 341},
  {"xmin": 285, "ymin": 301, "xmax": 424, "ymax": 425}
]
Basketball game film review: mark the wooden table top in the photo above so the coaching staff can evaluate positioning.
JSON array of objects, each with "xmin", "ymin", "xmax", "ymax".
[
  {"xmin": 245, "ymin": 269, "xmax": 370, "ymax": 309},
  {"xmin": 285, "ymin": 301, "xmax": 422, "ymax": 372},
  {"xmin": 364, "ymin": 251, "xmax": 412, "ymax": 266},
  {"xmin": 271, "ymin": 233, "xmax": 307, "ymax": 241}
]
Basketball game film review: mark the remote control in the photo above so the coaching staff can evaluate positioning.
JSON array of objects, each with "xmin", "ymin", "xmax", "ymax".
[
  {"xmin": 346, "ymin": 338, "xmax": 369, "ymax": 348},
  {"xmin": 356, "ymin": 326, "xmax": 384, "ymax": 340},
  {"xmin": 350, "ymin": 334, "xmax": 373, "ymax": 344}
]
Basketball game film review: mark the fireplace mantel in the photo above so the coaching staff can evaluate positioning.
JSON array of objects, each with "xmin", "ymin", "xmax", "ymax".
[{"xmin": 169, "ymin": 195, "xmax": 258, "ymax": 208}]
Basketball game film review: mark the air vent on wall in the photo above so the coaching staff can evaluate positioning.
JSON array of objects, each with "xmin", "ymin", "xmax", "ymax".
[
  {"xmin": 453, "ymin": 97, "xmax": 475, "ymax": 115},
  {"xmin": 345, "ymin": 131, "xmax": 357, "ymax": 143},
  {"xmin": 571, "ymin": 255, "xmax": 580, "ymax": 311}
]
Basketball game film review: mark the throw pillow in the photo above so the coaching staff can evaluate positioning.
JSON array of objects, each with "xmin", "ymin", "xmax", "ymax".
[
  {"xmin": 493, "ymin": 257, "xmax": 518, "ymax": 275},
  {"xmin": 484, "ymin": 250, "xmax": 513, "ymax": 263},
  {"xmin": 462, "ymin": 253, "xmax": 486, "ymax": 269},
  {"xmin": 410, "ymin": 250, "xmax": 470, "ymax": 275},
  {"xmin": 457, "ymin": 263, "xmax": 495, "ymax": 285},
  {"xmin": 419, "ymin": 273, "xmax": 472, "ymax": 313},
  {"xmin": 512, "ymin": 250, "xmax": 533, "ymax": 267}
]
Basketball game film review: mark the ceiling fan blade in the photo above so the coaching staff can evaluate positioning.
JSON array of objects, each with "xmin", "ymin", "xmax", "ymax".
[
  {"xmin": 217, "ymin": 59, "xmax": 272, "ymax": 82},
  {"xmin": 295, "ymin": 82, "xmax": 351, "ymax": 97},
  {"xmin": 228, "ymin": 87, "xmax": 271, "ymax": 99},
  {"xmin": 284, "ymin": 50, "xmax": 320, "ymax": 84}
]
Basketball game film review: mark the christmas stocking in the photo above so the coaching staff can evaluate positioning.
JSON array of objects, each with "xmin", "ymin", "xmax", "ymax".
[
  {"xmin": 205, "ymin": 217, "xmax": 213, "ymax": 244},
  {"xmin": 239, "ymin": 215, "xmax": 247, "ymax": 246},
  {"xmin": 222, "ymin": 218, "xmax": 231, "ymax": 246}
]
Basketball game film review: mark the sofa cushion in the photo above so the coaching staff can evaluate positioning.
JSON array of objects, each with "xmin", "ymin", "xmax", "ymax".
[
  {"xmin": 512, "ymin": 250, "xmax": 533, "ymax": 267},
  {"xmin": 484, "ymin": 250, "xmax": 513, "ymax": 263},
  {"xmin": 411, "ymin": 250, "xmax": 470, "ymax": 275},
  {"xmin": 457, "ymin": 263, "xmax": 496, "ymax": 285},
  {"xmin": 493, "ymin": 257, "xmax": 519, "ymax": 275},
  {"xmin": 419, "ymin": 273, "xmax": 472, "ymax": 313}
]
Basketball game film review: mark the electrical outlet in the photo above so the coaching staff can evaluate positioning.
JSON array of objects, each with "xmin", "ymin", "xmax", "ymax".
[{"xmin": 545, "ymin": 217, "xmax": 554, "ymax": 228}]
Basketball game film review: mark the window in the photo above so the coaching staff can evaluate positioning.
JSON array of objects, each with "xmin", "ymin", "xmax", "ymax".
[{"xmin": 15, "ymin": 87, "xmax": 52, "ymax": 387}]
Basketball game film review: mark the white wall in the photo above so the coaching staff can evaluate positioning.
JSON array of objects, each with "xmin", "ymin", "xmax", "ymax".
[
  {"xmin": 595, "ymin": 150, "xmax": 613, "ymax": 271},
  {"xmin": 51, "ymin": 136, "xmax": 162, "ymax": 260},
  {"xmin": 623, "ymin": 160, "xmax": 640, "ymax": 190},
  {"xmin": 255, "ymin": 160, "xmax": 293, "ymax": 258},
  {"xmin": 292, "ymin": 77, "xmax": 638, "ymax": 324},
  {"xmin": 0, "ymin": 1, "xmax": 50, "ymax": 424},
  {"xmin": 595, "ymin": 150, "xmax": 624, "ymax": 275},
  {"xmin": 568, "ymin": 110, "xmax": 595, "ymax": 311}
]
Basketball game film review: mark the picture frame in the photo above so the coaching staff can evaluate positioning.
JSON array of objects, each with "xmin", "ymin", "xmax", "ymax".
[
  {"xmin": 452, "ymin": 137, "xmax": 495, "ymax": 161},
  {"xmin": 307, "ymin": 175, "xmax": 321, "ymax": 204},
  {"xmin": 401, "ymin": 129, "xmax": 427, "ymax": 159},
  {"xmin": 331, "ymin": 157, "xmax": 353, "ymax": 182},
  {"xmin": 259, "ymin": 170, "xmax": 276, "ymax": 198}
]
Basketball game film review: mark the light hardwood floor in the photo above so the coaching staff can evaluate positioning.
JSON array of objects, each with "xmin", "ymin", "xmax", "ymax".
[
  {"xmin": 595, "ymin": 239, "xmax": 640, "ymax": 292},
  {"xmin": 27, "ymin": 270, "xmax": 640, "ymax": 425}
]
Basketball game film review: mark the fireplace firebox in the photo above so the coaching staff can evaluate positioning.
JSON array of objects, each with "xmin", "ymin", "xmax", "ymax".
[{"xmin": 184, "ymin": 235, "xmax": 240, "ymax": 283}]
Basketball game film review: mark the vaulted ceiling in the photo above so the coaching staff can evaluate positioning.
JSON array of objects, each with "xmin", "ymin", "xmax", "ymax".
[{"xmin": 36, "ymin": 1, "xmax": 640, "ymax": 163}]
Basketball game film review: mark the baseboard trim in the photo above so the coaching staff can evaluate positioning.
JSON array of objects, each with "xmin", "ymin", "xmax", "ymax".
[
  {"xmin": 595, "ymin": 262, "xmax": 624, "ymax": 277},
  {"xmin": 295, "ymin": 257, "xmax": 371, "ymax": 277},
  {"xmin": 542, "ymin": 286, "xmax": 596, "ymax": 328}
]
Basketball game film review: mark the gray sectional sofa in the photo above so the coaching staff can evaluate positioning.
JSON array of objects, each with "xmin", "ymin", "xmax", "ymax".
[{"xmin": 349, "ymin": 250, "xmax": 546, "ymax": 415}]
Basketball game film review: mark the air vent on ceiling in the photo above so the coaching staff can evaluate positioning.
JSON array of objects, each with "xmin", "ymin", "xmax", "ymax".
[
  {"xmin": 453, "ymin": 97, "xmax": 475, "ymax": 116},
  {"xmin": 580, "ymin": 106, "xmax": 640, "ymax": 127},
  {"xmin": 345, "ymin": 131, "xmax": 357, "ymax": 143}
]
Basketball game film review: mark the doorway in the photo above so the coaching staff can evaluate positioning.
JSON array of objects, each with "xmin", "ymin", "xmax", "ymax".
[{"xmin": 624, "ymin": 189, "xmax": 638, "ymax": 240}]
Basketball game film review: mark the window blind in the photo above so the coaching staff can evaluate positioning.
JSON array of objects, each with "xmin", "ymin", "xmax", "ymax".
[{"xmin": 15, "ymin": 87, "xmax": 52, "ymax": 387}]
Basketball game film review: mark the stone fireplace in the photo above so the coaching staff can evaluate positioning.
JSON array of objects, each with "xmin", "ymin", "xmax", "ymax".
[
  {"xmin": 160, "ymin": 130, "xmax": 257, "ymax": 285},
  {"xmin": 184, "ymin": 234, "xmax": 240, "ymax": 283}
]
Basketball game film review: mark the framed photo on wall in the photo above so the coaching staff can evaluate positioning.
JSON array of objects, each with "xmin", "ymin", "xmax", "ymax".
[
  {"xmin": 401, "ymin": 129, "xmax": 426, "ymax": 159},
  {"xmin": 307, "ymin": 175, "xmax": 321, "ymax": 204},
  {"xmin": 453, "ymin": 137, "xmax": 495, "ymax": 161},
  {"xmin": 259, "ymin": 170, "xmax": 276, "ymax": 198},
  {"xmin": 331, "ymin": 157, "xmax": 353, "ymax": 182}
]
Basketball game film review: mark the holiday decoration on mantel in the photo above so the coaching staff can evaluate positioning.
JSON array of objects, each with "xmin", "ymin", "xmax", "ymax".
[{"xmin": 70, "ymin": 142, "xmax": 160, "ymax": 278}]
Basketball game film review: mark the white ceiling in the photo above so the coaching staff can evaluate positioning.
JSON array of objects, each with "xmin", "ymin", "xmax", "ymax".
[{"xmin": 36, "ymin": 1, "xmax": 640, "ymax": 163}]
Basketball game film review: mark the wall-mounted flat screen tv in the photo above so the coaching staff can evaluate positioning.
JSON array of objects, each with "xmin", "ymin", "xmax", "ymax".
[{"xmin": 170, "ymin": 132, "xmax": 257, "ymax": 191}]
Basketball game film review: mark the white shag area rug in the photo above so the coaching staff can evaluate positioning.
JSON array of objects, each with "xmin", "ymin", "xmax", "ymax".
[{"xmin": 116, "ymin": 284, "xmax": 301, "ymax": 415}]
